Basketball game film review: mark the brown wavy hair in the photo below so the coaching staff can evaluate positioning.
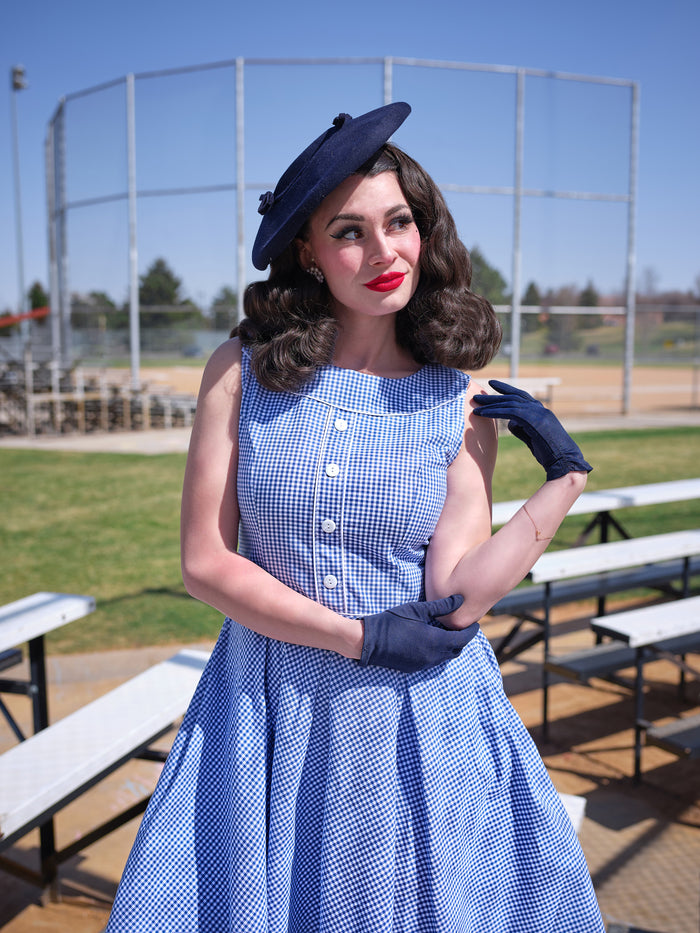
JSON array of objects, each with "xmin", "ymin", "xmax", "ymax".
[{"xmin": 235, "ymin": 143, "xmax": 502, "ymax": 391}]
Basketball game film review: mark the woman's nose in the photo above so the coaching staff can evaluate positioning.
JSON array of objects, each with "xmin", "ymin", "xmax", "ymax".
[{"xmin": 368, "ymin": 231, "xmax": 395, "ymax": 264}]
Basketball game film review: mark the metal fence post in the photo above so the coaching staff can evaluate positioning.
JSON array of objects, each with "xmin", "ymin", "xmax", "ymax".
[
  {"xmin": 126, "ymin": 73, "xmax": 140, "ymax": 391},
  {"xmin": 10, "ymin": 66, "xmax": 28, "ymax": 347},
  {"xmin": 45, "ymin": 116, "xmax": 61, "ymax": 365},
  {"xmin": 509, "ymin": 69, "xmax": 525, "ymax": 380},
  {"xmin": 622, "ymin": 82, "xmax": 640, "ymax": 414},
  {"xmin": 383, "ymin": 57, "xmax": 393, "ymax": 104},
  {"xmin": 236, "ymin": 58, "xmax": 245, "ymax": 327},
  {"xmin": 55, "ymin": 100, "xmax": 71, "ymax": 369}
]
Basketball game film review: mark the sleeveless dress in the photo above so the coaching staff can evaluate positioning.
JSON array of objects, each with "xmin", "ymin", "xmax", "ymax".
[{"xmin": 106, "ymin": 351, "xmax": 604, "ymax": 933}]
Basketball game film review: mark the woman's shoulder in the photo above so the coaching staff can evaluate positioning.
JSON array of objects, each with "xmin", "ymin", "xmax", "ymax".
[
  {"xmin": 207, "ymin": 335, "xmax": 243, "ymax": 367},
  {"xmin": 464, "ymin": 374, "xmax": 486, "ymax": 398},
  {"xmin": 198, "ymin": 337, "xmax": 244, "ymax": 400}
]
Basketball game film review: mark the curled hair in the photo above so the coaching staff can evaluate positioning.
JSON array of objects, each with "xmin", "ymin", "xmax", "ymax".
[{"xmin": 235, "ymin": 143, "xmax": 502, "ymax": 391}]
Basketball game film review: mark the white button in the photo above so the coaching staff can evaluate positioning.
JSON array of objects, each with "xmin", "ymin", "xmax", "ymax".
[
  {"xmin": 334, "ymin": 418, "xmax": 348, "ymax": 432},
  {"xmin": 325, "ymin": 463, "xmax": 340, "ymax": 477},
  {"xmin": 322, "ymin": 519, "xmax": 337, "ymax": 533},
  {"xmin": 323, "ymin": 574, "xmax": 338, "ymax": 589}
]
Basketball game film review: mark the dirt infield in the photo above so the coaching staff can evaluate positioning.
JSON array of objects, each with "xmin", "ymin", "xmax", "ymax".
[{"xmin": 137, "ymin": 361, "xmax": 700, "ymax": 420}]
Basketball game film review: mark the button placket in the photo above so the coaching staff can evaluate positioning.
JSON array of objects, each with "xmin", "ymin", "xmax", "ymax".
[{"xmin": 314, "ymin": 409, "xmax": 352, "ymax": 606}]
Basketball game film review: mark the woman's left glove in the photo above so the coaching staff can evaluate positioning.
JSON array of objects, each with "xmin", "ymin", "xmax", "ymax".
[
  {"xmin": 360, "ymin": 594, "xmax": 479, "ymax": 673},
  {"xmin": 473, "ymin": 379, "xmax": 592, "ymax": 481}
]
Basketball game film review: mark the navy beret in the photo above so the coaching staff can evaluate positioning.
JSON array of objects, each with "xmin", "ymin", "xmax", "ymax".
[{"xmin": 252, "ymin": 101, "xmax": 411, "ymax": 271}]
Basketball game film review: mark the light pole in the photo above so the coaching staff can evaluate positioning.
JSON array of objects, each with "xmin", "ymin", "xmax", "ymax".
[{"xmin": 10, "ymin": 65, "xmax": 28, "ymax": 348}]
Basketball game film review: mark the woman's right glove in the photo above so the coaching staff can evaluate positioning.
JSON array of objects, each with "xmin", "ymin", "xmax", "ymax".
[
  {"xmin": 359, "ymin": 594, "xmax": 479, "ymax": 673},
  {"xmin": 473, "ymin": 380, "xmax": 592, "ymax": 481}
]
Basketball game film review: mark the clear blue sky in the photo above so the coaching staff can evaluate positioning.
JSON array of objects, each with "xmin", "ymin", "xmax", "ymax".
[{"xmin": 1, "ymin": 0, "xmax": 698, "ymax": 313}]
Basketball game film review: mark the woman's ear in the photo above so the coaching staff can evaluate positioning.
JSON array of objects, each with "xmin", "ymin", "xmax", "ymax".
[{"xmin": 295, "ymin": 238, "xmax": 312, "ymax": 272}]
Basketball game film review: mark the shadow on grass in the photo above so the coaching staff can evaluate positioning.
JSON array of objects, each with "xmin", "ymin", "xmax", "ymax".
[{"xmin": 97, "ymin": 586, "xmax": 195, "ymax": 606}]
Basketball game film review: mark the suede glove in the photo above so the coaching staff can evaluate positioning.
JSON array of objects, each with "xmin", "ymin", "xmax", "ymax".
[
  {"xmin": 473, "ymin": 380, "xmax": 592, "ymax": 481},
  {"xmin": 359, "ymin": 594, "xmax": 479, "ymax": 673}
]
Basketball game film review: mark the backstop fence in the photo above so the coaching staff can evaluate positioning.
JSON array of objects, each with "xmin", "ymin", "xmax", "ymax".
[{"xmin": 39, "ymin": 56, "xmax": 654, "ymax": 408}]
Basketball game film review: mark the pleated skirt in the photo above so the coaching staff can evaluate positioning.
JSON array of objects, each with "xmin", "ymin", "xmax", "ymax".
[{"xmin": 106, "ymin": 621, "xmax": 604, "ymax": 932}]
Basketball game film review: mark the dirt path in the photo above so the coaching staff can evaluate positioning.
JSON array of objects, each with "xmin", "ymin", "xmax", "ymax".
[{"xmin": 126, "ymin": 361, "xmax": 700, "ymax": 418}]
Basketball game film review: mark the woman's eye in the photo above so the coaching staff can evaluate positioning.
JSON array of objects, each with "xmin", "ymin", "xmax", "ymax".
[
  {"xmin": 390, "ymin": 214, "xmax": 414, "ymax": 231},
  {"xmin": 329, "ymin": 214, "xmax": 414, "ymax": 240},
  {"xmin": 331, "ymin": 226, "xmax": 363, "ymax": 241}
]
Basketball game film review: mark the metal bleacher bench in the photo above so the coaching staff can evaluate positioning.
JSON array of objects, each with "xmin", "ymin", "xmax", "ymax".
[
  {"xmin": 645, "ymin": 715, "xmax": 700, "ymax": 761},
  {"xmin": 546, "ymin": 624, "xmax": 700, "ymax": 775},
  {"xmin": 489, "ymin": 530, "xmax": 700, "ymax": 739},
  {"xmin": 545, "ymin": 631, "xmax": 700, "ymax": 689},
  {"xmin": 0, "ymin": 648, "xmax": 209, "ymax": 894},
  {"xmin": 589, "ymin": 595, "xmax": 700, "ymax": 780},
  {"xmin": 490, "ymin": 555, "xmax": 700, "ymax": 663}
]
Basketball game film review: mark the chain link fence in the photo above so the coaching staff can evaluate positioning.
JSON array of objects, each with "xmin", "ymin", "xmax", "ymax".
[
  {"xmin": 8, "ymin": 56, "xmax": 698, "ymax": 433},
  {"xmin": 42, "ymin": 57, "xmax": 643, "ymax": 398},
  {"xmin": 20, "ymin": 304, "xmax": 690, "ymax": 369}
]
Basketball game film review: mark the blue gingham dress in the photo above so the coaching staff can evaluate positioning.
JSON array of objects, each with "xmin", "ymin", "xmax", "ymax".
[{"xmin": 106, "ymin": 350, "xmax": 604, "ymax": 932}]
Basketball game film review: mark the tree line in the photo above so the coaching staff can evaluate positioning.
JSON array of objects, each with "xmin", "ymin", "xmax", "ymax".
[{"xmin": 3, "ymin": 251, "xmax": 699, "ymax": 338}]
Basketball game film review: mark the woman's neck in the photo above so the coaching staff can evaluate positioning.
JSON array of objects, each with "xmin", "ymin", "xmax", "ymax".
[{"xmin": 331, "ymin": 312, "xmax": 420, "ymax": 378}]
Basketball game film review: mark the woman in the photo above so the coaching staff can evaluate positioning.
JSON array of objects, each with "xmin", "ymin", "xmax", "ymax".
[{"xmin": 106, "ymin": 102, "xmax": 603, "ymax": 932}]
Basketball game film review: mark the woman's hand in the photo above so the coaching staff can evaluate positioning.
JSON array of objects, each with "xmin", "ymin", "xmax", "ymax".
[
  {"xmin": 359, "ymin": 595, "xmax": 479, "ymax": 673},
  {"xmin": 472, "ymin": 380, "xmax": 592, "ymax": 481}
]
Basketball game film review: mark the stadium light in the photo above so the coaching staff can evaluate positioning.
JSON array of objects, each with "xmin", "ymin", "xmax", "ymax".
[{"xmin": 10, "ymin": 65, "xmax": 28, "ymax": 346}]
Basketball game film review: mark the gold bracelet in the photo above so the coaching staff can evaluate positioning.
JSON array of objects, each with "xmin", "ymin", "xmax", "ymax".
[{"xmin": 522, "ymin": 503, "xmax": 554, "ymax": 542}]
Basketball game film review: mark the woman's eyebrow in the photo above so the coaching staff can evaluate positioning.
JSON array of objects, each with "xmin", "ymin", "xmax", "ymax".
[
  {"xmin": 325, "ymin": 204, "xmax": 409, "ymax": 230},
  {"xmin": 325, "ymin": 212, "xmax": 363, "ymax": 229}
]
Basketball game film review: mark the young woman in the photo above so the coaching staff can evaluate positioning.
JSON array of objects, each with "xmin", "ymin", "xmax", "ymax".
[{"xmin": 106, "ymin": 102, "xmax": 603, "ymax": 932}]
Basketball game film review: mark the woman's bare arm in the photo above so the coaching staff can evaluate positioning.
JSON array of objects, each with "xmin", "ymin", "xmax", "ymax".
[
  {"xmin": 180, "ymin": 338, "xmax": 364, "ymax": 659},
  {"xmin": 425, "ymin": 381, "xmax": 587, "ymax": 628}
]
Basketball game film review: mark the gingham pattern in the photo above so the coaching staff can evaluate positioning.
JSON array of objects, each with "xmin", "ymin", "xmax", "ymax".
[{"xmin": 106, "ymin": 352, "xmax": 604, "ymax": 932}]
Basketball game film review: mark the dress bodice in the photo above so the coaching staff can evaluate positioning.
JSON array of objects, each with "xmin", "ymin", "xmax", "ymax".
[{"xmin": 237, "ymin": 349, "xmax": 470, "ymax": 618}]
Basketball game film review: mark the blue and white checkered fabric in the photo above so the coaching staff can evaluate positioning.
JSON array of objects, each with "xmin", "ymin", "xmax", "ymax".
[{"xmin": 106, "ymin": 351, "xmax": 604, "ymax": 932}]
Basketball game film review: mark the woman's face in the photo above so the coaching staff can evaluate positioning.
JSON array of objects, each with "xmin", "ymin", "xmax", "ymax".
[{"xmin": 297, "ymin": 171, "xmax": 422, "ymax": 322}]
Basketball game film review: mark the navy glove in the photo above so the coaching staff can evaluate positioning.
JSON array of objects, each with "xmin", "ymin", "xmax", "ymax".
[
  {"xmin": 359, "ymin": 594, "xmax": 479, "ymax": 673},
  {"xmin": 473, "ymin": 380, "xmax": 592, "ymax": 481}
]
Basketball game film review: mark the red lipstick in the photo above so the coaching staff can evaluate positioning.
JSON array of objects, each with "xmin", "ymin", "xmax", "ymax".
[{"xmin": 364, "ymin": 272, "xmax": 406, "ymax": 292}]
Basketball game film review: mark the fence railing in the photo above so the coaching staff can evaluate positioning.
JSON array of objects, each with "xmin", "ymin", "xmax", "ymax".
[{"xmin": 5, "ymin": 304, "xmax": 698, "ymax": 368}]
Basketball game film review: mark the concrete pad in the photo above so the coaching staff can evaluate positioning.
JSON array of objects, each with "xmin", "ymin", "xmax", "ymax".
[{"xmin": 0, "ymin": 427, "xmax": 193, "ymax": 456}]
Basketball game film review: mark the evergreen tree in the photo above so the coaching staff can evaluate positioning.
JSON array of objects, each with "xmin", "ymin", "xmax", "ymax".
[
  {"xmin": 542, "ymin": 285, "xmax": 582, "ymax": 351},
  {"xmin": 579, "ymin": 280, "xmax": 599, "ymax": 306},
  {"xmin": 519, "ymin": 281, "xmax": 543, "ymax": 333},
  {"xmin": 89, "ymin": 290, "xmax": 117, "ymax": 310},
  {"xmin": 578, "ymin": 280, "xmax": 602, "ymax": 330},
  {"xmin": 522, "ymin": 281, "xmax": 541, "ymax": 306},
  {"xmin": 73, "ymin": 291, "xmax": 120, "ymax": 329},
  {"xmin": 140, "ymin": 258, "xmax": 183, "ymax": 308},
  {"xmin": 28, "ymin": 281, "xmax": 49, "ymax": 309},
  {"xmin": 211, "ymin": 286, "xmax": 238, "ymax": 331},
  {"xmin": 469, "ymin": 246, "xmax": 509, "ymax": 305},
  {"xmin": 137, "ymin": 258, "xmax": 204, "ymax": 327}
]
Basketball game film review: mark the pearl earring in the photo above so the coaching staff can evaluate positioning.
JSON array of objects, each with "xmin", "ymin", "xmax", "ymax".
[{"xmin": 307, "ymin": 263, "xmax": 325, "ymax": 284}]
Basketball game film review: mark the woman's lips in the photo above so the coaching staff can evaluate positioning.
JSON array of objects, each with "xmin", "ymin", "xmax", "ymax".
[{"xmin": 363, "ymin": 272, "xmax": 406, "ymax": 292}]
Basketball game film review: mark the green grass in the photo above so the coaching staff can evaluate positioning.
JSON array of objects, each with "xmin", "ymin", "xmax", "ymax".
[
  {"xmin": 80, "ymin": 356, "xmax": 207, "ymax": 368},
  {"xmin": 493, "ymin": 427, "xmax": 700, "ymax": 545},
  {"xmin": 1, "ymin": 425, "xmax": 699, "ymax": 654},
  {"xmin": 507, "ymin": 318, "xmax": 699, "ymax": 363},
  {"xmin": 0, "ymin": 450, "xmax": 221, "ymax": 654}
]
